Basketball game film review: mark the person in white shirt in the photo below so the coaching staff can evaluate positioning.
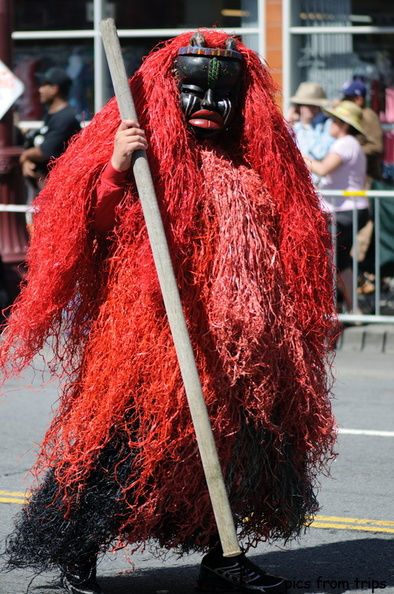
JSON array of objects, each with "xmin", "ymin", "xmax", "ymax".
[{"xmin": 303, "ymin": 100, "xmax": 369, "ymax": 312}]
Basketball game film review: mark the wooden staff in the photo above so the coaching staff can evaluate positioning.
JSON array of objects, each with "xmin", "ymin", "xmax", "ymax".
[{"xmin": 99, "ymin": 18, "xmax": 241, "ymax": 558}]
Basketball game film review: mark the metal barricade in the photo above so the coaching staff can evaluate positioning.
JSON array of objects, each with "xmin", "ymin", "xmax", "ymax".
[
  {"xmin": 0, "ymin": 204, "xmax": 30, "ymax": 213},
  {"xmin": 320, "ymin": 188, "xmax": 394, "ymax": 324}
]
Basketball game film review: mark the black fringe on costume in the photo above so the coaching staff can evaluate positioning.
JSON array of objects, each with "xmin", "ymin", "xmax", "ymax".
[
  {"xmin": 4, "ymin": 425, "xmax": 318, "ymax": 574},
  {"xmin": 5, "ymin": 434, "xmax": 135, "ymax": 573}
]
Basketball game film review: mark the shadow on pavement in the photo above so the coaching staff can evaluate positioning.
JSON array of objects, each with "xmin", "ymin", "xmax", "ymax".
[
  {"xmin": 260, "ymin": 538, "xmax": 393, "ymax": 593},
  {"xmin": 28, "ymin": 536, "xmax": 393, "ymax": 593}
]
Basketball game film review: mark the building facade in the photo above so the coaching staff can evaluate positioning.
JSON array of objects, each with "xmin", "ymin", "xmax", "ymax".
[{"xmin": 10, "ymin": 1, "xmax": 394, "ymax": 132}]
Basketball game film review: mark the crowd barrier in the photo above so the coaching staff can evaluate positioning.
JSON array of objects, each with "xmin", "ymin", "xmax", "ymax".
[
  {"xmin": 2, "ymin": 188, "xmax": 394, "ymax": 325},
  {"xmin": 320, "ymin": 188, "xmax": 394, "ymax": 325}
]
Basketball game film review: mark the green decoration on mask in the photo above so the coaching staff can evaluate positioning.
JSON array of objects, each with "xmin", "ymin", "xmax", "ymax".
[{"xmin": 208, "ymin": 57, "xmax": 221, "ymax": 88}]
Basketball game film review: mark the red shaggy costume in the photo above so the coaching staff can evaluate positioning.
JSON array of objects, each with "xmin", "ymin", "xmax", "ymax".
[{"xmin": 1, "ymin": 31, "xmax": 337, "ymax": 573}]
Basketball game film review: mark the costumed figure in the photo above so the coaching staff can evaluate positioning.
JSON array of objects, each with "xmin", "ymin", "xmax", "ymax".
[{"xmin": 1, "ymin": 30, "xmax": 337, "ymax": 594}]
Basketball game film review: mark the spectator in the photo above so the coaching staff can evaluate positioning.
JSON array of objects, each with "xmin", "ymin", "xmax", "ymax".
[
  {"xmin": 19, "ymin": 67, "xmax": 81, "ymax": 198},
  {"xmin": 303, "ymin": 100, "xmax": 368, "ymax": 313},
  {"xmin": 288, "ymin": 82, "xmax": 335, "ymax": 182},
  {"xmin": 340, "ymin": 79, "xmax": 384, "ymax": 183}
]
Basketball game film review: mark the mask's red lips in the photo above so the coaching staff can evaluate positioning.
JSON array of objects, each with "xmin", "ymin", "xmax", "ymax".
[{"xmin": 189, "ymin": 110, "xmax": 224, "ymax": 130}]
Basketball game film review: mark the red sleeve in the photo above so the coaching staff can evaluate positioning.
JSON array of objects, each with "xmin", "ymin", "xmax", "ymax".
[{"xmin": 93, "ymin": 162, "xmax": 129, "ymax": 234}]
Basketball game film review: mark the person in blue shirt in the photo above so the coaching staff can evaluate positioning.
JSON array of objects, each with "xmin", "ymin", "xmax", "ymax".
[{"xmin": 288, "ymin": 82, "xmax": 335, "ymax": 184}]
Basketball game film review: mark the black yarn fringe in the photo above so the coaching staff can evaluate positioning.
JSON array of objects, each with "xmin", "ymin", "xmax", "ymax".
[
  {"xmin": 4, "ymin": 436, "xmax": 135, "ymax": 573},
  {"xmin": 4, "ymin": 426, "xmax": 319, "ymax": 575}
]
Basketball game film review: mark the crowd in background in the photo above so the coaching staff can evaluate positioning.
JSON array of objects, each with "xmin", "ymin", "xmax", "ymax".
[{"xmin": 287, "ymin": 77, "xmax": 394, "ymax": 316}]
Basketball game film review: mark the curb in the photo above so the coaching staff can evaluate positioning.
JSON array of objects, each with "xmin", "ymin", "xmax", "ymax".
[{"xmin": 336, "ymin": 323, "xmax": 394, "ymax": 353}]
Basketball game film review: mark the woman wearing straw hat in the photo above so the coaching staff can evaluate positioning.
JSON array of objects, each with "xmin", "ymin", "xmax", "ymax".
[{"xmin": 303, "ymin": 100, "xmax": 369, "ymax": 313}]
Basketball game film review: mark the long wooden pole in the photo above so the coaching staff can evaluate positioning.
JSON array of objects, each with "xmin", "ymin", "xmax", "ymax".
[{"xmin": 99, "ymin": 18, "xmax": 241, "ymax": 558}]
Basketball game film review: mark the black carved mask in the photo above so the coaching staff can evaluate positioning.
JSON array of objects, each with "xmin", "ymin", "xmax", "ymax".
[{"xmin": 175, "ymin": 35, "xmax": 242, "ymax": 138}]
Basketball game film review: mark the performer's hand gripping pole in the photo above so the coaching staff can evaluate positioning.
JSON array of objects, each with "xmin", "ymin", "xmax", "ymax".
[{"xmin": 99, "ymin": 18, "xmax": 241, "ymax": 558}]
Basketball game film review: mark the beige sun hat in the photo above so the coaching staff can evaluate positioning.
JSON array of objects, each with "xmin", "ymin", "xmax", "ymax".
[
  {"xmin": 290, "ymin": 82, "xmax": 329, "ymax": 107},
  {"xmin": 323, "ymin": 100, "xmax": 365, "ymax": 135}
]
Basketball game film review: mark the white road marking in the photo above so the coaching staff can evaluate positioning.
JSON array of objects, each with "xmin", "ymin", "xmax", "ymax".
[{"xmin": 338, "ymin": 428, "xmax": 394, "ymax": 437}]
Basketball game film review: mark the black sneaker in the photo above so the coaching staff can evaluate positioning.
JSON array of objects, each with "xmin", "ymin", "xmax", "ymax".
[
  {"xmin": 197, "ymin": 551, "xmax": 287, "ymax": 593},
  {"xmin": 61, "ymin": 565, "xmax": 102, "ymax": 594}
]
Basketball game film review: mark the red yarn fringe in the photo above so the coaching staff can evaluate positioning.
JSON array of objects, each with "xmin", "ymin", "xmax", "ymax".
[{"xmin": 0, "ymin": 30, "xmax": 337, "ymax": 549}]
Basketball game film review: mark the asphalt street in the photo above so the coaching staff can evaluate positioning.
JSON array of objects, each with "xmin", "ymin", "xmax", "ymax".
[{"xmin": 0, "ymin": 344, "xmax": 393, "ymax": 594}]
